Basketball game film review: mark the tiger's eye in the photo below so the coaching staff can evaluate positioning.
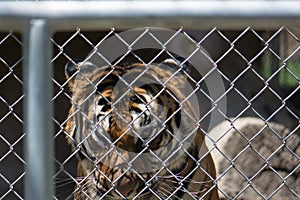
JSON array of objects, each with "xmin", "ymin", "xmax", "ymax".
[{"xmin": 130, "ymin": 95, "xmax": 137, "ymax": 102}]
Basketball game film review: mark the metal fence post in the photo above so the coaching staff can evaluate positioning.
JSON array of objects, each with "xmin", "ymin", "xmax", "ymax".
[{"xmin": 24, "ymin": 19, "xmax": 53, "ymax": 200}]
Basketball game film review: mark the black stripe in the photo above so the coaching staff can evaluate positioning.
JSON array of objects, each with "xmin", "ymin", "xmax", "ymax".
[
  {"xmin": 96, "ymin": 78, "xmax": 118, "ymax": 93},
  {"xmin": 140, "ymin": 83, "xmax": 162, "ymax": 96},
  {"xmin": 130, "ymin": 106, "xmax": 142, "ymax": 113},
  {"xmin": 98, "ymin": 97, "xmax": 111, "ymax": 105},
  {"xmin": 174, "ymin": 109, "xmax": 181, "ymax": 128}
]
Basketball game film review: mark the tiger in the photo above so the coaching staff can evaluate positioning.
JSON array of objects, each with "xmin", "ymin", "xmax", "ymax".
[{"xmin": 64, "ymin": 58, "xmax": 219, "ymax": 200}]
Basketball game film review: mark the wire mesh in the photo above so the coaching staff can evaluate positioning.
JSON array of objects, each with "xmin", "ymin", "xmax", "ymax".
[
  {"xmin": 50, "ymin": 28, "xmax": 300, "ymax": 200},
  {"xmin": 0, "ymin": 32, "xmax": 24, "ymax": 200},
  {"xmin": 0, "ymin": 4, "xmax": 299, "ymax": 200}
]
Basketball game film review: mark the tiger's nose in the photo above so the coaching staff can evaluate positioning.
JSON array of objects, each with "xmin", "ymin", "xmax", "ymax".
[
  {"xmin": 117, "ymin": 186, "xmax": 134, "ymax": 197},
  {"xmin": 115, "ymin": 177, "xmax": 136, "ymax": 197}
]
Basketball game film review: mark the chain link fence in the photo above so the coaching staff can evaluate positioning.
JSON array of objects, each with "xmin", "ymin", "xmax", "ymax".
[
  {"xmin": 0, "ymin": 1, "xmax": 299, "ymax": 200},
  {"xmin": 0, "ymin": 32, "xmax": 24, "ymax": 200}
]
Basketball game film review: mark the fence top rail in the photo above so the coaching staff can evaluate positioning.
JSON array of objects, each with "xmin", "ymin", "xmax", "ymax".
[{"xmin": 0, "ymin": 1, "xmax": 300, "ymax": 31}]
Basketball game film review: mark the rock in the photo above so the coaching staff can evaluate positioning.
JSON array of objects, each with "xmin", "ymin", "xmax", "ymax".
[{"xmin": 207, "ymin": 117, "xmax": 300, "ymax": 200}]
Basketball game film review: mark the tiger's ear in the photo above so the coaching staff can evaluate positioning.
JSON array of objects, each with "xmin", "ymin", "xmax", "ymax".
[
  {"xmin": 160, "ymin": 57, "xmax": 191, "ymax": 75},
  {"xmin": 65, "ymin": 59, "xmax": 82, "ymax": 90},
  {"xmin": 65, "ymin": 59, "xmax": 82, "ymax": 79}
]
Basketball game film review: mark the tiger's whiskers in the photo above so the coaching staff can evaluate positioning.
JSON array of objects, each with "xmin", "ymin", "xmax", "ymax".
[{"xmin": 157, "ymin": 174, "xmax": 214, "ymax": 185}]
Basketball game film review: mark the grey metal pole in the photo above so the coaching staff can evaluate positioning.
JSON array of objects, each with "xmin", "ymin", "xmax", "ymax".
[
  {"xmin": 24, "ymin": 19, "xmax": 53, "ymax": 200},
  {"xmin": 0, "ymin": 1, "xmax": 300, "ymax": 31}
]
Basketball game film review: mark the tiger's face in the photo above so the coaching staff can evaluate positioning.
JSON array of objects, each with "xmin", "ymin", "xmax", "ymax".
[{"xmin": 65, "ymin": 59, "xmax": 219, "ymax": 199}]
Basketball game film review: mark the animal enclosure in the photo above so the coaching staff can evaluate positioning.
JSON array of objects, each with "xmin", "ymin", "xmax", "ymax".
[{"xmin": 0, "ymin": 1, "xmax": 299, "ymax": 200}]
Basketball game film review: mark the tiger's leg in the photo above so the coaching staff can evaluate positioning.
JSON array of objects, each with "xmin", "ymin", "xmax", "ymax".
[
  {"xmin": 180, "ymin": 144, "xmax": 219, "ymax": 200},
  {"xmin": 201, "ymin": 153, "xmax": 219, "ymax": 200},
  {"xmin": 181, "ymin": 153, "xmax": 219, "ymax": 200}
]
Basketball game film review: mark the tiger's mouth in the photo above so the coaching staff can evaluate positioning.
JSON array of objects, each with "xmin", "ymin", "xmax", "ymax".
[{"xmin": 93, "ymin": 169, "xmax": 155, "ymax": 200}]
